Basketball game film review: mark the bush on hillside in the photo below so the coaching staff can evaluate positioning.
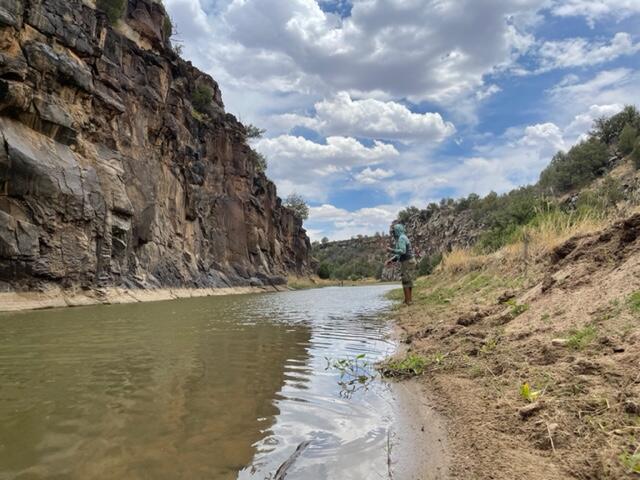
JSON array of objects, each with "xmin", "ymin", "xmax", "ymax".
[
  {"xmin": 317, "ymin": 262, "xmax": 331, "ymax": 279},
  {"xmin": 397, "ymin": 206, "xmax": 420, "ymax": 224},
  {"xmin": 163, "ymin": 15, "xmax": 173, "ymax": 38},
  {"xmin": 619, "ymin": 124, "xmax": 638, "ymax": 155},
  {"xmin": 244, "ymin": 124, "xmax": 266, "ymax": 139},
  {"xmin": 417, "ymin": 253, "xmax": 442, "ymax": 276},
  {"xmin": 192, "ymin": 86, "xmax": 213, "ymax": 113},
  {"xmin": 633, "ymin": 139, "xmax": 640, "ymax": 169},
  {"xmin": 539, "ymin": 138, "xmax": 609, "ymax": 194},
  {"xmin": 97, "ymin": 0, "xmax": 126, "ymax": 24},
  {"xmin": 284, "ymin": 193, "xmax": 309, "ymax": 221},
  {"xmin": 249, "ymin": 150, "xmax": 267, "ymax": 173},
  {"xmin": 592, "ymin": 105, "xmax": 640, "ymax": 145}
]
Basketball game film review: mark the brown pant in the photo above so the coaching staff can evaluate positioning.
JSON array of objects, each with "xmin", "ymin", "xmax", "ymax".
[{"xmin": 400, "ymin": 258, "xmax": 417, "ymax": 288}]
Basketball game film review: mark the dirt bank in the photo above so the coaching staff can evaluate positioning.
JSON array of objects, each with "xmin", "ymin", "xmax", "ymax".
[
  {"xmin": 390, "ymin": 213, "xmax": 640, "ymax": 479},
  {"xmin": 0, "ymin": 284, "xmax": 287, "ymax": 313}
]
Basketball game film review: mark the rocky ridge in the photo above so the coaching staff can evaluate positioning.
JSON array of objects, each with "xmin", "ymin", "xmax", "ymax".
[{"xmin": 0, "ymin": 0, "xmax": 311, "ymax": 296}]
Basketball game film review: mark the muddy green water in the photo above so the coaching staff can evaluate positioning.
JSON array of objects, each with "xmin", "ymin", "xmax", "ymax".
[{"xmin": 0, "ymin": 285, "xmax": 410, "ymax": 479}]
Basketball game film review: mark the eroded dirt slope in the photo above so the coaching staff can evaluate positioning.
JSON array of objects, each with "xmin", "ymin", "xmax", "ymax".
[{"xmin": 394, "ymin": 213, "xmax": 640, "ymax": 479}]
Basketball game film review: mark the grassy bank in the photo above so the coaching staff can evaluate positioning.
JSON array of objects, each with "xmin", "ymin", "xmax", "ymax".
[{"xmin": 386, "ymin": 210, "xmax": 640, "ymax": 479}]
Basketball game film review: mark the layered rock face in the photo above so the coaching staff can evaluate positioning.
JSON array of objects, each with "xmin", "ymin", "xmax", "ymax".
[
  {"xmin": 401, "ymin": 206, "xmax": 483, "ymax": 258},
  {"xmin": 0, "ymin": 0, "xmax": 311, "ymax": 292}
]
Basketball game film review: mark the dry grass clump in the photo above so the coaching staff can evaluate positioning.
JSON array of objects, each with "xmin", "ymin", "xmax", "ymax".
[
  {"xmin": 440, "ymin": 248, "xmax": 490, "ymax": 274},
  {"xmin": 503, "ymin": 208, "xmax": 610, "ymax": 260}
]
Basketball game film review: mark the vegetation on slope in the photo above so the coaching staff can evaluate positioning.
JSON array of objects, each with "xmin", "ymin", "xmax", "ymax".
[{"xmin": 397, "ymin": 105, "xmax": 640, "ymax": 257}]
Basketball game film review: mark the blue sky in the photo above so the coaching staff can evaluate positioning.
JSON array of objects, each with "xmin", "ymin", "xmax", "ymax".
[{"xmin": 164, "ymin": 0, "xmax": 640, "ymax": 240}]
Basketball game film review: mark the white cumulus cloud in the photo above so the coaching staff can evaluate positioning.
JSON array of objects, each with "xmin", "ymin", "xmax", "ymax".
[
  {"xmin": 273, "ymin": 92, "xmax": 455, "ymax": 143},
  {"xmin": 355, "ymin": 167, "xmax": 395, "ymax": 184}
]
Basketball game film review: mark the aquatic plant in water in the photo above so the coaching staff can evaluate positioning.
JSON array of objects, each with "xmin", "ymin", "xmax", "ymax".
[{"xmin": 325, "ymin": 354, "xmax": 377, "ymax": 398}]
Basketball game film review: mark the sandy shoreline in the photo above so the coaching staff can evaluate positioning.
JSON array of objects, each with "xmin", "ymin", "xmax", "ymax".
[{"xmin": 0, "ymin": 285, "xmax": 287, "ymax": 313}]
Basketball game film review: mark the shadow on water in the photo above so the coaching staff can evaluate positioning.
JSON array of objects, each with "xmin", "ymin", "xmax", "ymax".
[{"xmin": 0, "ymin": 285, "xmax": 399, "ymax": 480}]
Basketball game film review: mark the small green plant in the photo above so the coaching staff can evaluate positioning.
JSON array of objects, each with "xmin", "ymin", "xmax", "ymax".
[
  {"xmin": 540, "ymin": 313, "xmax": 551, "ymax": 323},
  {"xmin": 431, "ymin": 352, "xmax": 446, "ymax": 365},
  {"xmin": 97, "ymin": 0, "xmax": 126, "ymax": 24},
  {"xmin": 481, "ymin": 337, "xmax": 499, "ymax": 355},
  {"xmin": 566, "ymin": 325, "xmax": 597, "ymax": 350},
  {"xmin": 619, "ymin": 450, "xmax": 640, "ymax": 474},
  {"xmin": 192, "ymin": 85, "xmax": 213, "ymax": 113},
  {"xmin": 506, "ymin": 299, "xmax": 529, "ymax": 317},
  {"xmin": 190, "ymin": 108, "xmax": 205, "ymax": 123},
  {"xmin": 163, "ymin": 15, "xmax": 173, "ymax": 38},
  {"xmin": 380, "ymin": 353, "xmax": 427, "ymax": 378},
  {"xmin": 325, "ymin": 354, "xmax": 377, "ymax": 398},
  {"xmin": 519, "ymin": 382, "xmax": 541, "ymax": 403},
  {"xmin": 249, "ymin": 150, "xmax": 267, "ymax": 173},
  {"xmin": 628, "ymin": 291, "xmax": 640, "ymax": 313}
]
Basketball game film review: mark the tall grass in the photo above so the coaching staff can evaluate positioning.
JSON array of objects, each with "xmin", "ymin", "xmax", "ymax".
[
  {"xmin": 441, "ymin": 248, "xmax": 489, "ymax": 273},
  {"xmin": 441, "ymin": 206, "xmax": 611, "ymax": 274},
  {"xmin": 503, "ymin": 206, "xmax": 609, "ymax": 259}
]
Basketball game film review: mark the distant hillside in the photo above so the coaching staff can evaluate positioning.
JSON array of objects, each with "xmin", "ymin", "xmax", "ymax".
[
  {"xmin": 312, "ymin": 235, "xmax": 390, "ymax": 280},
  {"xmin": 397, "ymin": 105, "xmax": 640, "ymax": 264}
]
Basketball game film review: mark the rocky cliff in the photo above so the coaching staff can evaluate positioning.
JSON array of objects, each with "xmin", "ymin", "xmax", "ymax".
[
  {"xmin": 0, "ymin": 0, "xmax": 311, "ymax": 294},
  {"xmin": 401, "ymin": 205, "xmax": 484, "ymax": 258}
]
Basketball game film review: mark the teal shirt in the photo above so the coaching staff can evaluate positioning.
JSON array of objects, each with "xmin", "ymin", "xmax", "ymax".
[{"xmin": 390, "ymin": 224, "xmax": 412, "ymax": 261}]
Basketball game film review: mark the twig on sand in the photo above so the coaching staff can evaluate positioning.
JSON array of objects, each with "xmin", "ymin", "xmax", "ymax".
[
  {"xmin": 387, "ymin": 430, "xmax": 394, "ymax": 479},
  {"xmin": 274, "ymin": 441, "xmax": 311, "ymax": 480},
  {"xmin": 546, "ymin": 423, "xmax": 556, "ymax": 454}
]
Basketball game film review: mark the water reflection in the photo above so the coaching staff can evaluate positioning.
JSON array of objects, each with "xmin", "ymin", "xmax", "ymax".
[{"xmin": 0, "ymin": 285, "xmax": 397, "ymax": 480}]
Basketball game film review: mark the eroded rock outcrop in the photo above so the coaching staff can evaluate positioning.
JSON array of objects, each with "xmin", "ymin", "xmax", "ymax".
[
  {"xmin": 0, "ymin": 0, "xmax": 311, "ymax": 293},
  {"xmin": 402, "ymin": 205, "xmax": 483, "ymax": 258}
]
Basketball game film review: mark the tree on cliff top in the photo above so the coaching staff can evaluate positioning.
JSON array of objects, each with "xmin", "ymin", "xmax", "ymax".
[
  {"xmin": 284, "ymin": 193, "xmax": 309, "ymax": 221},
  {"xmin": 244, "ymin": 124, "xmax": 266, "ymax": 139}
]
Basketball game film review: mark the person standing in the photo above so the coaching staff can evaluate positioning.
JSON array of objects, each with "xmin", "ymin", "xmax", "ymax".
[{"xmin": 385, "ymin": 223, "xmax": 416, "ymax": 305}]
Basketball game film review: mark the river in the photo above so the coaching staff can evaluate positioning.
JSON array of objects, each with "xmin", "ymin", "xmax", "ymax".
[{"xmin": 0, "ymin": 285, "xmax": 443, "ymax": 479}]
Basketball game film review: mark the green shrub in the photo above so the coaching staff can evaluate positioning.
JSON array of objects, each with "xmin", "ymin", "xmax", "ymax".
[
  {"xmin": 632, "ymin": 138, "xmax": 640, "ymax": 169},
  {"xmin": 592, "ymin": 105, "xmax": 640, "ymax": 144},
  {"xmin": 317, "ymin": 262, "xmax": 331, "ymax": 279},
  {"xmin": 163, "ymin": 15, "xmax": 173, "ymax": 38},
  {"xmin": 576, "ymin": 176, "xmax": 624, "ymax": 211},
  {"xmin": 284, "ymin": 193, "xmax": 309, "ymax": 221},
  {"xmin": 97, "ymin": 0, "xmax": 126, "ymax": 24},
  {"xmin": 249, "ymin": 150, "xmax": 267, "ymax": 173},
  {"xmin": 397, "ymin": 206, "xmax": 419, "ymax": 224},
  {"xmin": 192, "ymin": 85, "xmax": 213, "ymax": 113},
  {"xmin": 417, "ymin": 253, "xmax": 442, "ymax": 276},
  {"xmin": 539, "ymin": 138, "xmax": 609, "ymax": 194},
  {"xmin": 618, "ymin": 123, "xmax": 638, "ymax": 155},
  {"xmin": 244, "ymin": 124, "xmax": 266, "ymax": 139}
]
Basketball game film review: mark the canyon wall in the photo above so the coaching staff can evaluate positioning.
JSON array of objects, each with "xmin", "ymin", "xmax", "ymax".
[{"xmin": 0, "ymin": 0, "xmax": 311, "ymax": 293}]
